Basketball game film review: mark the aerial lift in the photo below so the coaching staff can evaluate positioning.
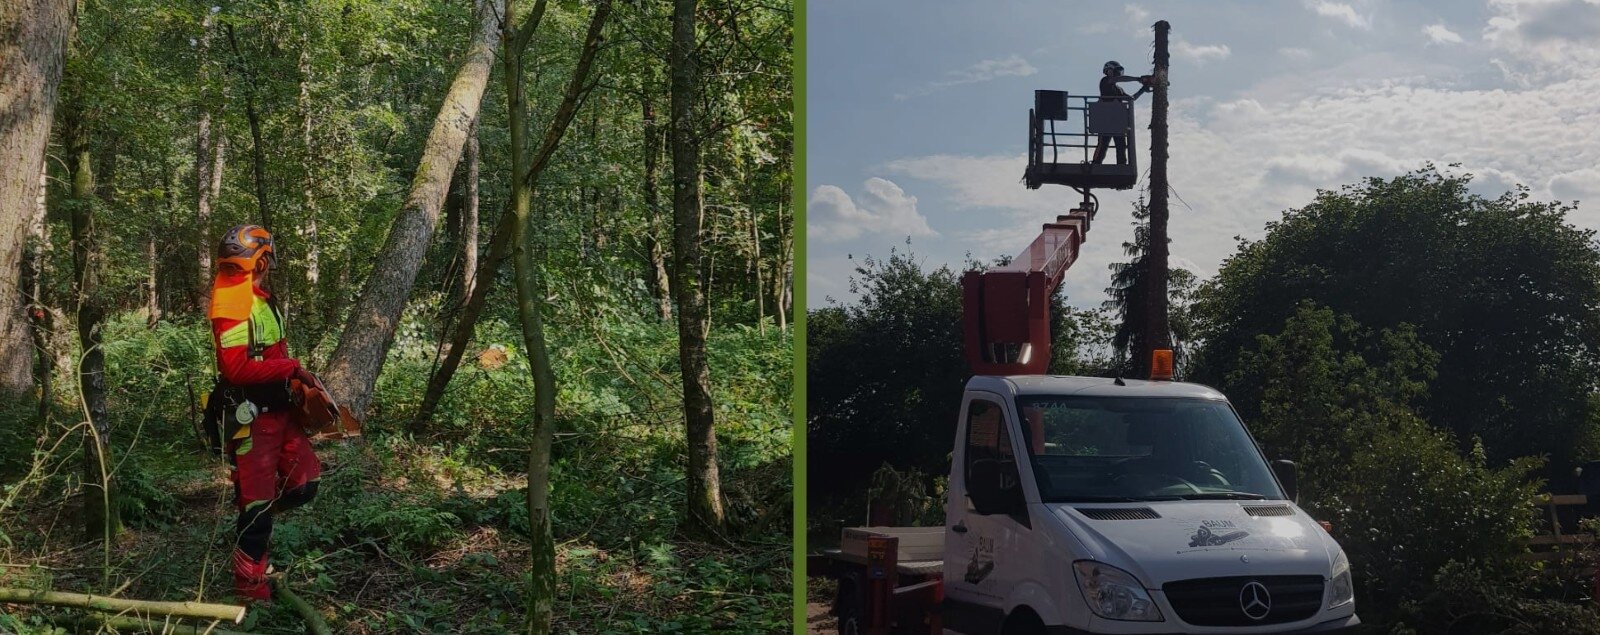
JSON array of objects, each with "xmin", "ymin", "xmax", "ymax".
[
  {"xmin": 961, "ymin": 87, "xmax": 1168, "ymax": 378},
  {"xmin": 824, "ymin": 84, "xmax": 1163, "ymax": 635}
]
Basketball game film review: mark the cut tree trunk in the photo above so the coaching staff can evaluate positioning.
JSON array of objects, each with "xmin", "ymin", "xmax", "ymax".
[
  {"xmin": 671, "ymin": 0, "xmax": 725, "ymax": 536},
  {"xmin": 321, "ymin": 0, "xmax": 504, "ymax": 420},
  {"xmin": 0, "ymin": 0, "xmax": 75, "ymax": 400},
  {"xmin": 1141, "ymin": 20, "xmax": 1172, "ymax": 377}
]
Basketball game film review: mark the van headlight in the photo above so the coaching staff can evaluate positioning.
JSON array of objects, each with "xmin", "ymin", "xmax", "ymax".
[
  {"xmin": 1073, "ymin": 561, "xmax": 1163, "ymax": 622},
  {"xmin": 1328, "ymin": 550, "xmax": 1353, "ymax": 608}
]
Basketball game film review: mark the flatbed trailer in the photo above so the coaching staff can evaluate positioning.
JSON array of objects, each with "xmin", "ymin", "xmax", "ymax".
[{"xmin": 816, "ymin": 527, "xmax": 946, "ymax": 635}]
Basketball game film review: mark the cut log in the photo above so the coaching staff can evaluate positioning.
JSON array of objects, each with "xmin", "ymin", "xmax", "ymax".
[{"xmin": 0, "ymin": 587, "xmax": 245, "ymax": 623}]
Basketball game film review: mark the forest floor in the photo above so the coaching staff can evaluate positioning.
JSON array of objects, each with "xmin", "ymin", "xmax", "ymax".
[{"xmin": 0, "ymin": 313, "xmax": 794, "ymax": 633}]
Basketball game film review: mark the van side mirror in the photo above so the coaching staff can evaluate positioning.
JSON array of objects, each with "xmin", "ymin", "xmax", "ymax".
[
  {"xmin": 968, "ymin": 459, "xmax": 1024, "ymax": 516},
  {"xmin": 1272, "ymin": 459, "xmax": 1298, "ymax": 502}
]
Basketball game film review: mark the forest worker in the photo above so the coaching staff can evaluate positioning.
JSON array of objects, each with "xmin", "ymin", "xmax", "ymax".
[
  {"xmin": 207, "ymin": 224, "xmax": 322, "ymax": 602},
  {"xmin": 1091, "ymin": 60, "xmax": 1152, "ymax": 165}
]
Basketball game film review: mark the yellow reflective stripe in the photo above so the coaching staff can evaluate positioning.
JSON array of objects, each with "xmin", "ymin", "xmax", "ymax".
[
  {"xmin": 250, "ymin": 296, "xmax": 283, "ymax": 346},
  {"xmin": 219, "ymin": 322, "xmax": 250, "ymax": 348},
  {"xmin": 236, "ymin": 437, "xmax": 253, "ymax": 456},
  {"xmin": 232, "ymin": 424, "xmax": 251, "ymax": 440}
]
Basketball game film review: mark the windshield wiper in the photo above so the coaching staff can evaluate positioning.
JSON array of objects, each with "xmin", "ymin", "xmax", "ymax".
[{"xmin": 1177, "ymin": 492, "xmax": 1267, "ymax": 500}]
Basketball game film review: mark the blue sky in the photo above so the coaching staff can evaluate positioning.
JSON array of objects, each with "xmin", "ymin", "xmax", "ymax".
[{"xmin": 806, "ymin": 0, "xmax": 1600, "ymax": 309}]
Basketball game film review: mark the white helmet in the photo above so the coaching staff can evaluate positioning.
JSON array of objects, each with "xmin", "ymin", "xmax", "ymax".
[{"xmin": 1104, "ymin": 60, "xmax": 1124, "ymax": 75}]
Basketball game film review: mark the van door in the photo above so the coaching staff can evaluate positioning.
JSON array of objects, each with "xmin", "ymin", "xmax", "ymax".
[{"xmin": 946, "ymin": 392, "xmax": 1033, "ymax": 628}]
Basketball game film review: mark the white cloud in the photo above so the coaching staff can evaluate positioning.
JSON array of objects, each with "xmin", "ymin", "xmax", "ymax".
[
  {"xmin": 895, "ymin": 55, "xmax": 1037, "ymax": 100},
  {"xmin": 1484, "ymin": 0, "xmax": 1600, "ymax": 79},
  {"xmin": 1279, "ymin": 47, "xmax": 1314, "ymax": 59},
  {"xmin": 869, "ymin": 70, "xmax": 1600, "ymax": 307},
  {"xmin": 1125, "ymin": 3, "xmax": 1151, "ymax": 25},
  {"xmin": 1422, "ymin": 23, "xmax": 1464, "ymax": 45},
  {"xmin": 808, "ymin": 179, "xmax": 937, "ymax": 241},
  {"xmin": 1173, "ymin": 39, "xmax": 1232, "ymax": 64},
  {"xmin": 1307, "ymin": 1, "xmax": 1372, "ymax": 29}
]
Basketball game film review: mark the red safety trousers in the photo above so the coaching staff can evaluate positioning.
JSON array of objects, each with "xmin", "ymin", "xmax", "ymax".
[{"xmin": 212, "ymin": 285, "xmax": 320, "ymax": 602}]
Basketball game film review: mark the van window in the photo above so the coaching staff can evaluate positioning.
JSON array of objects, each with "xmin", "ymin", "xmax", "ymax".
[
  {"xmin": 965, "ymin": 399, "xmax": 1021, "ymax": 494},
  {"xmin": 1017, "ymin": 396, "xmax": 1284, "ymax": 502}
]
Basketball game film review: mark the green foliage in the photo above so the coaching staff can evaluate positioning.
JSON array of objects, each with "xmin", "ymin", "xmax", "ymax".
[
  {"xmin": 1194, "ymin": 168, "xmax": 1600, "ymax": 469},
  {"xmin": 1396, "ymin": 560, "xmax": 1600, "ymax": 634}
]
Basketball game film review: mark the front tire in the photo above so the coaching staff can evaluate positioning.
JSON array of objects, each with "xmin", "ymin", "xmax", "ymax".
[{"xmin": 1001, "ymin": 608, "xmax": 1045, "ymax": 635}]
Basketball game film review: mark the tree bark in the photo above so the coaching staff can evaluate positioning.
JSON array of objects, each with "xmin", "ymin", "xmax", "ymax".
[
  {"xmin": 320, "ymin": 0, "xmax": 505, "ymax": 420},
  {"xmin": 643, "ymin": 88, "xmax": 672, "ymax": 321},
  {"xmin": 298, "ymin": 37, "xmax": 320, "ymax": 319},
  {"xmin": 461, "ymin": 115, "xmax": 480, "ymax": 302},
  {"xmin": 25, "ymin": 165, "xmax": 52, "ymax": 422},
  {"xmin": 671, "ymin": 0, "xmax": 725, "ymax": 535},
  {"xmin": 146, "ymin": 236, "xmax": 160, "ymax": 326},
  {"xmin": 774, "ymin": 198, "xmax": 790, "ymax": 330},
  {"xmin": 0, "ymin": 0, "xmax": 75, "ymax": 400}
]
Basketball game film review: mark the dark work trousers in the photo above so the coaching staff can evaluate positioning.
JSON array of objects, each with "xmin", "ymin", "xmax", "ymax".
[{"xmin": 1092, "ymin": 133, "xmax": 1127, "ymax": 165}]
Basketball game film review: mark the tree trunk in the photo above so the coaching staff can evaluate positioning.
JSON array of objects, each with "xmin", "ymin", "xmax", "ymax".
[
  {"xmin": 774, "ymin": 198, "xmax": 790, "ymax": 331},
  {"xmin": 0, "ymin": 0, "xmax": 75, "ymax": 400},
  {"xmin": 25, "ymin": 165, "xmax": 52, "ymax": 422},
  {"xmin": 146, "ymin": 236, "xmax": 160, "ymax": 326},
  {"xmin": 462, "ymin": 115, "xmax": 480, "ymax": 302},
  {"xmin": 1141, "ymin": 20, "xmax": 1171, "ymax": 378},
  {"xmin": 318, "ymin": 0, "xmax": 499, "ymax": 419},
  {"xmin": 643, "ymin": 89, "xmax": 672, "ymax": 321},
  {"xmin": 750, "ymin": 203, "xmax": 763, "ymax": 333},
  {"xmin": 671, "ymin": 0, "xmax": 725, "ymax": 536},
  {"xmin": 66, "ymin": 121, "xmax": 118, "ymax": 543},
  {"xmin": 298, "ymin": 39, "xmax": 320, "ymax": 319},
  {"xmin": 500, "ymin": 2, "xmax": 608, "ymax": 631},
  {"xmin": 413, "ymin": 207, "xmax": 512, "ymax": 429},
  {"xmin": 195, "ymin": 9, "xmax": 221, "ymax": 311},
  {"xmin": 320, "ymin": 0, "xmax": 505, "ymax": 419}
]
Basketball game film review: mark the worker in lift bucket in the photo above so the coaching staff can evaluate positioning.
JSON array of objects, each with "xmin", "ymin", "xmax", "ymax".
[
  {"xmin": 206, "ymin": 225, "xmax": 322, "ymax": 603},
  {"xmin": 1092, "ymin": 60, "xmax": 1152, "ymax": 165}
]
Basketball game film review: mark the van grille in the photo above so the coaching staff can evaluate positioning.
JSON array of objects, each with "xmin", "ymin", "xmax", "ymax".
[
  {"xmin": 1075, "ymin": 507, "xmax": 1159, "ymax": 520},
  {"xmin": 1243, "ymin": 505, "xmax": 1294, "ymax": 517},
  {"xmin": 1163, "ymin": 576, "xmax": 1324, "ymax": 626}
]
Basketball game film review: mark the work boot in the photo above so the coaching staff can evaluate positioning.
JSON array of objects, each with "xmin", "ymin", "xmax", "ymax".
[{"xmin": 232, "ymin": 547, "xmax": 272, "ymax": 603}]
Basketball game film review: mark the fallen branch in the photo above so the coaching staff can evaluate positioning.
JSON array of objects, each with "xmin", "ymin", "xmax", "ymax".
[
  {"xmin": 273, "ymin": 578, "xmax": 332, "ymax": 635},
  {"xmin": 0, "ymin": 587, "xmax": 245, "ymax": 622},
  {"xmin": 54, "ymin": 612, "xmax": 252, "ymax": 634}
]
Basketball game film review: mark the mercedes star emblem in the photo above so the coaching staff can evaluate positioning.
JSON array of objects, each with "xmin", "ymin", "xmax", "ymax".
[{"xmin": 1239, "ymin": 581, "xmax": 1272, "ymax": 620}]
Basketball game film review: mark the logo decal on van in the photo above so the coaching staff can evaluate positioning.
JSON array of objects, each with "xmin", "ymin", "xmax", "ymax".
[
  {"xmin": 1189, "ymin": 522, "xmax": 1250, "ymax": 547},
  {"xmin": 964, "ymin": 536, "xmax": 995, "ymax": 584}
]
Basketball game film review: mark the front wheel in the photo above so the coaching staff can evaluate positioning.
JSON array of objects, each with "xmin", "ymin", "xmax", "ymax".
[{"xmin": 1001, "ymin": 609, "xmax": 1045, "ymax": 635}]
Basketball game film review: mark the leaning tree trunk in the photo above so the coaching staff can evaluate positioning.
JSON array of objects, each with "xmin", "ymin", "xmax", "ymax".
[
  {"xmin": 320, "ymin": 0, "xmax": 504, "ymax": 420},
  {"xmin": 671, "ymin": 0, "xmax": 725, "ymax": 536},
  {"xmin": 0, "ymin": 0, "xmax": 75, "ymax": 400}
]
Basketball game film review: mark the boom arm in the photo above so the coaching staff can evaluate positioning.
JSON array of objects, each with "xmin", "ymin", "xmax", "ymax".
[{"xmin": 961, "ymin": 208, "xmax": 1093, "ymax": 375}]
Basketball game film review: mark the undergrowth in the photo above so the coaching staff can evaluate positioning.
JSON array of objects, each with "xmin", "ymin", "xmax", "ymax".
[{"xmin": 0, "ymin": 308, "xmax": 792, "ymax": 633}]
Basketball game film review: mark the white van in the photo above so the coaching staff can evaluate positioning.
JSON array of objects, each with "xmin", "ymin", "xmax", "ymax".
[{"xmin": 941, "ymin": 375, "xmax": 1359, "ymax": 634}]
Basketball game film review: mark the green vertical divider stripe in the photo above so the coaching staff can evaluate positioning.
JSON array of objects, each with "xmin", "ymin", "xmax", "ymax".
[{"xmin": 791, "ymin": 0, "xmax": 808, "ymax": 630}]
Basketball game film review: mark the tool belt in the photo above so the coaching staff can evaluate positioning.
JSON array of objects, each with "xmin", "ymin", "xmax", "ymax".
[{"xmin": 199, "ymin": 377, "xmax": 293, "ymax": 457}]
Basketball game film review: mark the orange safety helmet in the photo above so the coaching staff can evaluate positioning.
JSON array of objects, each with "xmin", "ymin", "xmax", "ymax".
[{"xmin": 217, "ymin": 225, "xmax": 275, "ymax": 274}]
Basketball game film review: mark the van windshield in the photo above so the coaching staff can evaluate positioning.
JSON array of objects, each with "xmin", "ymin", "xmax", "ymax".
[{"xmin": 1014, "ymin": 396, "xmax": 1285, "ymax": 503}]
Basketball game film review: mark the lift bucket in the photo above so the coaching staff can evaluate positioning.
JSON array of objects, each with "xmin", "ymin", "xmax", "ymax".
[{"xmin": 962, "ymin": 214, "xmax": 1088, "ymax": 375}]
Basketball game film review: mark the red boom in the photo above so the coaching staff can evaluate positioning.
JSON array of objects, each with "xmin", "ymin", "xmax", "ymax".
[{"xmin": 961, "ymin": 209, "xmax": 1092, "ymax": 375}]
